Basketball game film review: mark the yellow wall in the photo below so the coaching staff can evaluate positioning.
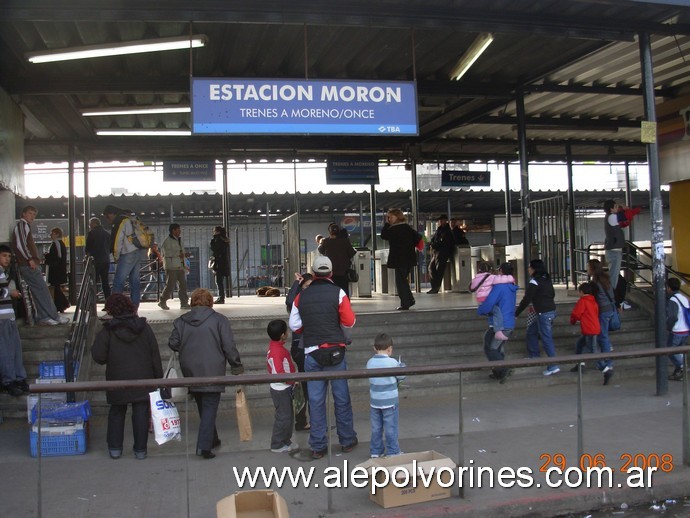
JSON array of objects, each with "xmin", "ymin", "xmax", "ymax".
[{"xmin": 669, "ymin": 180, "xmax": 690, "ymax": 274}]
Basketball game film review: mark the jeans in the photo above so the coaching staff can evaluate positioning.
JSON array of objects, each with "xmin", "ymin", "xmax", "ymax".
[
  {"xmin": 394, "ymin": 266, "xmax": 415, "ymax": 308},
  {"xmin": 483, "ymin": 327, "xmax": 512, "ymax": 378},
  {"xmin": 0, "ymin": 319, "xmax": 27, "ymax": 385},
  {"xmin": 370, "ymin": 405, "xmax": 400, "ymax": 456},
  {"xmin": 112, "ymin": 250, "xmax": 143, "ymax": 306},
  {"xmin": 597, "ymin": 311, "xmax": 614, "ymax": 371},
  {"xmin": 19, "ymin": 265, "xmax": 58, "ymax": 322},
  {"xmin": 605, "ymin": 249, "xmax": 622, "ymax": 289},
  {"xmin": 667, "ymin": 333, "xmax": 688, "ymax": 369},
  {"xmin": 491, "ymin": 305, "xmax": 504, "ymax": 331},
  {"xmin": 161, "ymin": 269, "xmax": 189, "ymax": 305},
  {"xmin": 304, "ymin": 353, "xmax": 356, "ymax": 452},
  {"xmin": 192, "ymin": 392, "xmax": 221, "ymax": 452},
  {"xmin": 526, "ymin": 310, "xmax": 558, "ymax": 370},
  {"xmin": 95, "ymin": 261, "xmax": 111, "ymax": 299},
  {"xmin": 107, "ymin": 401, "xmax": 149, "ymax": 453},
  {"xmin": 575, "ymin": 335, "xmax": 597, "ymax": 355},
  {"xmin": 270, "ymin": 387, "xmax": 294, "ymax": 449}
]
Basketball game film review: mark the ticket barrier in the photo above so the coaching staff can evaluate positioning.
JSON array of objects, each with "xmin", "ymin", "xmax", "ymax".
[
  {"xmin": 451, "ymin": 246, "xmax": 472, "ymax": 292},
  {"xmin": 349, "ymin": 249, "xmax": 372, "ymax": 298}
]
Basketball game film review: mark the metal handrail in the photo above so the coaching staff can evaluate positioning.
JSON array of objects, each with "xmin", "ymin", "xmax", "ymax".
[{"xmin": 63, "ymin": 255, "xmax": 97, "ymax": 400}]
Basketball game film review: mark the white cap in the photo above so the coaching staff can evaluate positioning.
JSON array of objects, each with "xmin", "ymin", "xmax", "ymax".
[{"xmin": 312, "ymin": 256, "xmax": 332, "ymax": 275}]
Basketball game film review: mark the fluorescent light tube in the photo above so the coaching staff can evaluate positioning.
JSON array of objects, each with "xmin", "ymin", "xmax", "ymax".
[
  {"xmin": 96, "ymin": 129, "xmax": 192, "ymax": 136},
  {"xmin": 82, "ymin": 106, "xmax": 191, "ymax": 116},
  {"xmin": 27, "ymin": 35, "xmax": 207, "ymax": 63},
  {"xmin": 449, "ymin": 33, "xmax": 494, "ymax": 81}
]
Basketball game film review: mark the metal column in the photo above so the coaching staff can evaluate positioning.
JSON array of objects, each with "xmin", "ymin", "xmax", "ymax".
[
  {"xmin": 222, "ymin": 161, "xmax": 232, "ymax": 297},
  {"xmin": 566, "ymin": 144, "xmax": 577, "ymax": 288},
  {"xmin": 624, "ymin": 161, "xmax": 635, "ymax": 242},
  {"xmin": 503, "ymin": 162, "xmax": 512, "ymax": 245},
  {"xmin": 410, "ymin": 159, "xmax": 421, "ymax": 293},
  {"xmin": 516, "ymin": 89, "xmax": 532, "ymax": 282},
  {"xmin": 67, "ymin": 145, "xmax": 77, "ymax": 305},
  {"xmin": 639, "ymin": 32, "xmax": 667, "ymax": 396},
  {"xmin": 83, "ymin": 160, "xmax": 90, "ymax": 238},
  {"xmin": 370, "ymin": 185, "xmax": 377, "ymax": 288}
]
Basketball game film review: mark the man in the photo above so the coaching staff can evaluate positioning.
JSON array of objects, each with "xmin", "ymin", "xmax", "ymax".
[
  {"xmin": 102, "ymin": 204, "xmax": 144, "ymax": 308},
  {"xmin": 11, "ymin": 206, "xmax": 69, "ymax": 325},
  {"xmin": 666, "ymin": 277, "xmax": 689, "ymax": 381},
  {"xmin": 450, "ymin": 218, "xmax": 469, "ymax": 246},
  {"xmin": 427, "ymin": 214, "xmax": 455, "ymax": 294},
  {"xmin": 318, "ymin": 223, "xmax": 356, "ymax": 297},
  {"xmin": 159, "ymin": 223, "xmax": 190, "ymax": 310},
  {"xmin": 477, "ymin": 262, "xmax": 518, "ymax": 383},
  {"xmin": 289, "ymin": 256, "xmax": 357, "ymax": 459},
  {"xmin": 85, "ymin": 217, "xmax": 111, "ymax": 300},
  {"xmin": 603, "ymin": 199, "xmax": 624, "ymax": 289}
]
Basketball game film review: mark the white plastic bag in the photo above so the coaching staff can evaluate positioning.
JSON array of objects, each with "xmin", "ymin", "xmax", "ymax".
[
  {"xmin": 165, "ymin": 354, "xmax": 187, "ymax": 403},
  {"xmin": 149, "ymin": 390, "xmax": 182, "ymax": 445}
]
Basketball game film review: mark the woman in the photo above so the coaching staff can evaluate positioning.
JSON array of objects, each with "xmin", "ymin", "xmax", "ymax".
[
  {"xmin": 168, "ymin": 288, "xmax": 244, "ymax": 459},
  {"xmin": 44, "ymin": 227, "xmax": 70, "ymax": 312},
  {"xmin": 318, "ymin": 223, "xmax": 356, "ymax": 297},
  {"xmin": 515, "ymin": 259, "xmax": 559, "ymax": 375},
  {"xmin": 286, "ymin": 272, "xmax": 313, "ymax": 431},
  {"xmin": 210, "ymin": 226, "xmax": 231, "ymax": 304},
  {"xmin": 588, "ymin": 259, "xmax": 615, "ymax": 385},
  {"xmin": 380, "ymin": 209, "xmax": 422, "ymax": 310},
  {"xmin": 92, "ymin": 293, "xmax": 163, "ymax": 460}
]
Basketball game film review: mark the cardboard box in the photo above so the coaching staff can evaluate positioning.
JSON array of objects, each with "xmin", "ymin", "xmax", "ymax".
[
  {"xmin": 216, "ymin": 490, "xmax": 289, "ymax": 518},
  {"xmin": 357, "ymin": 451, "xmax": 457, "ymax": 509}
]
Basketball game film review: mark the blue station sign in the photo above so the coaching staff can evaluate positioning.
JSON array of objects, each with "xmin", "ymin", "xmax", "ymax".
[
  {"xmin": 163, "ymin": 160, "xmax": 216, "ymax": 181},
  {"xmin": 191, "ymin": 78, "xmax": 418, "ymax": 136},
  {"xmin": 326, "ymin": 156, "xmax": 379, "ymax": 185},
  {"xmin": 441, "ymin": 170, "xmax": 491, "ymax": 187}
]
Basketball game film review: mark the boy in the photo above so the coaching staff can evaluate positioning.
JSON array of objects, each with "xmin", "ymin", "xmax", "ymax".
[
  {"xmin": 470, "ymin": 261, "xmax": 516, "ymax": 341},
  {"xmin": 366, "ymin": 333, "xmax": 405, "ymax": 458},
  {"xmin": 266, "ymin": 319, "xmax": 299, "ymax": 453},
  {"xmin": 666, "ymin": 278, "xmax": 690, "ymax": 381},
  {"xmin": 0, "ymin": 245, "xmax": 30, "ymax": 396},
  {"xmin": 569, "ymin": 283, "xmax": 602, "ymax": 378}
]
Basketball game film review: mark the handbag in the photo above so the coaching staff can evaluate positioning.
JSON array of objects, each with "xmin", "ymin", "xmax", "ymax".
[
  {"xmin": 292, "ymin": 382, "xmax": 306, "ymax": 416},
  {"xmin": 164, "ymin": 354, "xmax": 187, "ymax": 403},
  {"xmin": 236, "ymin": 388, "xmax": 253, "ymax": 442},
  {"xmin": 526, "ymin": 305, "xmax": 538, "ymax": 327},
  {"xmin": 208, "ymin": 256, "xmax": 216, "ymax": 270},
  {"xmin": 149, "ymin": 389, "xmax": 182, "ymax": 445},
  {"xmin": 346, "ymin": 261, "xmax": 359, "ymax": 283}
]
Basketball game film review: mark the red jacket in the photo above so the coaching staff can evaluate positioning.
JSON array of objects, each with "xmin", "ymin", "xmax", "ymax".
[
  {"xmin": 570, "ymin": 295, "xmax": 601, "ymax": 335},
  {"xmin": 267, "ymin": 340, "xmax": 296, "ymax": 390}
]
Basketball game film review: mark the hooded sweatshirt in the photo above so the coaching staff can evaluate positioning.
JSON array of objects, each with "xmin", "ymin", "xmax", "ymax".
[
  {"xmin": 91, "ymin": 315, "xmax": 163, "ymax": 405},
  {"xmin": 168, "ymin": 306, "xmax": 244, "ymax": 392}
]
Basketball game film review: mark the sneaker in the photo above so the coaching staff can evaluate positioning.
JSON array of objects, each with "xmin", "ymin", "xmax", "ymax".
[
  {"xmin": 603, "ymin": 369, "xmax": 614, "ymax": 385},
  {"xmin": 494, "ymin": 330, "xmax": 509, "ymax": 341},
  {"xmin": 311, "ymin": 448, "xmax": 327, "ymax": 460},
  {"xmin": 370, "ymin": 454, "xmax": 382, "ymax": 458},
  {"xmin": 621, "ymin": 301, "xmax": 632, "ymax": 310},
  {"xmin": 543, "ymin": 367, "xmax": 560, "ymax": 376},
  {"xmin": 196, "ymin": 449, "xmax": 216, "ymax": 459},
  {"xmin": 157, "ymin": 301, "xmax": 169, "ymax": 310},
  {"xmin": 109, "ymin": 449, "xmax": 122, "ymax": 459},
  {"xmin": 133, "ymin": 449, "xmax": 147, "ymax": 460},
  {"xmin": 499, "ymin": 369, "xmax": 513, "ymax": 384},
  {"xmin": 214, "ymin": 298, "xmax": 225, "ymax": 304},
  {"xmin": 669, "ymin": 367, "xmax": 683, "ymax": 381},
  {"xmin": 271, "ymin": 442, "xmax": 299, "ymax": 453},
  {"xmin": 570, "ymin": 362, "xmax": 585, "ymax": 373},
  {"xmin": 57, "ymin": 315, "xmax": 71, "ymax": 324},
  {"xmin": 426, "ymin": 289, "xmax": 439, "ymax": 294},
  {"xmin": 38, "ymin": 318, "xmax": 59, "ymax": 326},
  {"xmin": 341, "ymin": 438, "xmax": 358, "ymax": 453}
]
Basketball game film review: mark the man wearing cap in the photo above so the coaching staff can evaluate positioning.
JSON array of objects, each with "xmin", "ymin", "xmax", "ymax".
[
  {"xmin": 427, "ymin": 214, "xmax": 455, "ymax": 294},
  {"xmin": 289, "ymin": 256, "xmax": 358, "ymax": 460}
]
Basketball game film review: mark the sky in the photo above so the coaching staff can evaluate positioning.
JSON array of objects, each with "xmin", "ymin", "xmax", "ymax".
[{"xmin": 24, "ymin": 160, "xmax": 652, "ymax": 198}]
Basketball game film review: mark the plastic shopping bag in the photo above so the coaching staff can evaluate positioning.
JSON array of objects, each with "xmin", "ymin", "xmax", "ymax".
[
  {"xmin": 164, "ymin": 354, "xmax": 187, "ymax": 403},
  {"xmin": 149, "ymin": 389, "xmax": 182, "ymax": 445}
]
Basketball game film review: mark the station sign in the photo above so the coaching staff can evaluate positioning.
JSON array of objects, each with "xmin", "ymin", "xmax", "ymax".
[
  {"xmin": 191, "ymin": 78, "xmax": 418, "ymax": 136},
  {"xmin": 441, "ymin": 170, "xmax": 491, "ymax": 187},
  {"xmin": 163, "ymin": 160, "xmax": 216, "ymax": 181},
  {"xmin": 326, "ymin": 156, "xmax": 379, "ymax": 185}
]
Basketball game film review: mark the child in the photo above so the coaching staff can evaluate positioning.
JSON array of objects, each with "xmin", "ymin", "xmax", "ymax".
[
  {"xmin": 0, "ymin": 245, "xmax": 30, "ymax": 397},
  {"xmin": 569, "ymin": 282, "xmax": 601, "ymax": 375},
  {"xmin": 616, "ymin": 205, "xmax": 641, "ymax": 229},
  {"xmin": 366, "ymin": 333, "xmax": 405, "ymax": 458},
  {"xmin": 666, "ymin": 277, "xmax": 690, "ymax": 381},
  {"xmin": 470, "ymin": 261, "xmax": 516, "ymax": 341},
  {"xmin": 266, "ymin": 319, "xmax": 299, "ymax": 453}
]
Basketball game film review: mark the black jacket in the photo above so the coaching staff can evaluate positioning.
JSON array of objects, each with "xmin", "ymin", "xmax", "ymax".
[
  {"xmin": 319, "ymin": 236, "xmax": 356, "ymax": 276},
  {"xmin": 85, "ymin": 225, "xmax": 111, "ymax": 264},
  {"xmin": 430, "ymin": 224, "xmax": 455, "ymax": 256},
  {"xmin": 516, "ymin": 274, "xmax": 556, "ymax": 315},
  {"xmin": 210, "ymin": 235, "xmax": 231, "ymax": 276},
  {"xmin": 92, "ymin": 315, "xmax": 163, "ymax": 405},
  {"xmin": 45, "ymin": 240, "xmax": 68, "ymax": 285},
  {"xmin": 381, "ymin": 222, "xmax": 420, "ymax": 269}
]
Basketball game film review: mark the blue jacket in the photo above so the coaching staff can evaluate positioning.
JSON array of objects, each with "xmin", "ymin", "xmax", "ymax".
[{"xmin": 477, "ymin": 283, "xmax": 519, "ymax": 329}]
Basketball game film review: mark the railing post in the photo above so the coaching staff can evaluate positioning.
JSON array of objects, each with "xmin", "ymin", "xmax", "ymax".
[
  {"xmin": 683, "ymin": 353, "xmax": 689, "ymax": 467},
  {"xmin": 458, "ymin": 371, "xmax": 465, "ymax": 499},
  {"xmin": 577, "ymin": 364, "xmax": 584, "ymax": 461},
  {"xmin": 326, "ymin": 384, "xmax": 333, "ymax": 513}
]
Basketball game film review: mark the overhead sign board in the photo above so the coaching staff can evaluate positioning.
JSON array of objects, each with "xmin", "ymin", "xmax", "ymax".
[
  {"xmin": 326, "ymin": 156, "xmax": 379, "ymax": 185},
  {"xmin": 441, "ymin": 170, "xmax": 491, "ymax": 187},
  {"xmin": 191, "ymin": 78, "xmax": 418, "ymax": 136},
  {"xmin": 163, "ymin": 160, "xmax": 216, "ymax": 181}
]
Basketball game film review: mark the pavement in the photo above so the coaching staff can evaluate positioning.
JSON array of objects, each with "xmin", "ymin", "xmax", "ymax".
[{"xmin": 2, "ymin": 370, "xmax": 690, "ymax": 518}]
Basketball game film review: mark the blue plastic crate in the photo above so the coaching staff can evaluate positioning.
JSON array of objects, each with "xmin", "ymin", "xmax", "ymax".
[
  {"xmin": 39, "ymin": 361, "xmax": 65, "ymax": 379},
  {"xmin": 30, "ymin": 400, "xmax": 91, "ymax": 425},
  {"xmin": 30, "ymin": 426, "xmax": 87, "ymax": 457}
]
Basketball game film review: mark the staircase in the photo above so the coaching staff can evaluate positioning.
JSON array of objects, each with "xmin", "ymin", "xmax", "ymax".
[{"xmin": 3, "ymin": 301, "xmax": 658, "ymax": 419}]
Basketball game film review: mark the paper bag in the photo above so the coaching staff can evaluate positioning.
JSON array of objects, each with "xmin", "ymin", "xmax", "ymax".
[{"xmin": 236, "ymin": 388, "xmax": 253, "ymax": 442}]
